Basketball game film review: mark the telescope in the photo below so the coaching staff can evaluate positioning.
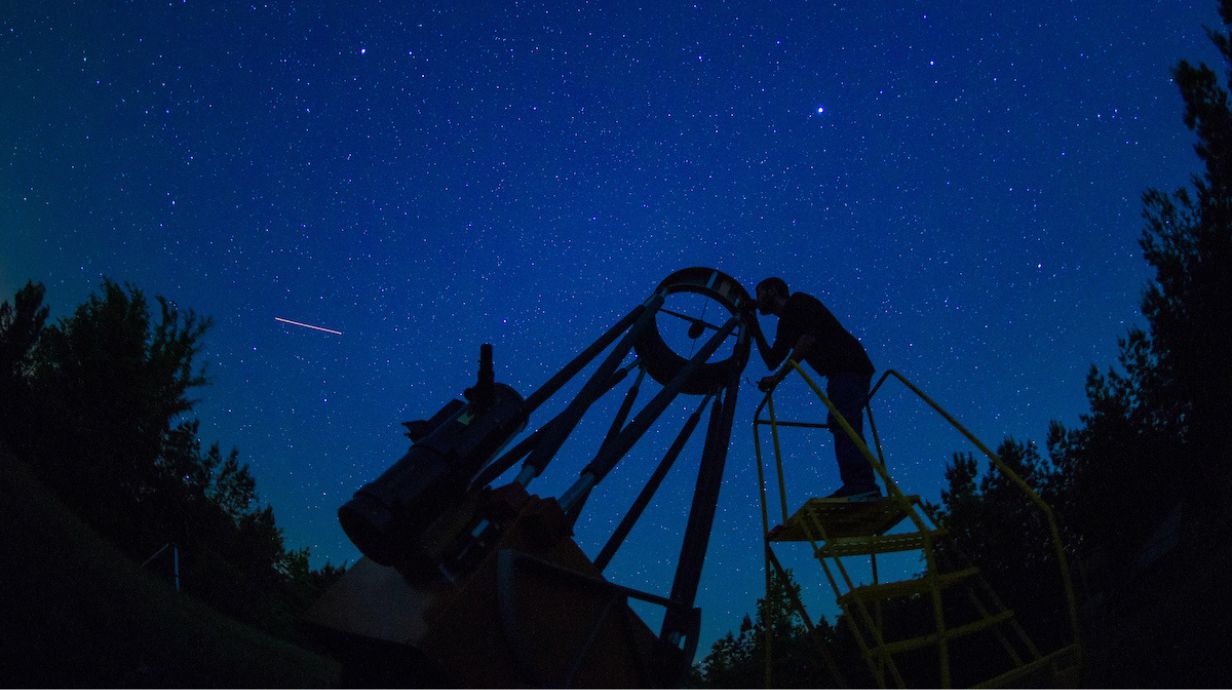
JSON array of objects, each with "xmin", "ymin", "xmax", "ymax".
[{"xmin": 308, "ymin": 268, "xmax": 752, "ymax": 687}]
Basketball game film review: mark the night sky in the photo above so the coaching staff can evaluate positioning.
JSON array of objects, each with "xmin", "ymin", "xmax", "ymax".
[{"xmin": 3, "ymin": 1, "xmax": 1222, "ymax": 653}]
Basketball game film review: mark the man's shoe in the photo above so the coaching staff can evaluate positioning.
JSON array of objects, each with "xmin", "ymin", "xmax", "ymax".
[{"xmin": 822, "ymin": 484, "xmax": 881, "ymax": 502}]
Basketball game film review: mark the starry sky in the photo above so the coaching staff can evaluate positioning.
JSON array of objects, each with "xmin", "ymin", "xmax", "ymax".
[{"xmin": 2, "ymin": 0, "xmax": 1222, "ymax": 654}]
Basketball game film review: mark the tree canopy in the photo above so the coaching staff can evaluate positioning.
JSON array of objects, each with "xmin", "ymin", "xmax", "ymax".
[{"xmin": 0, "ymin": 278, "xmax": 344, "ymax": 641}]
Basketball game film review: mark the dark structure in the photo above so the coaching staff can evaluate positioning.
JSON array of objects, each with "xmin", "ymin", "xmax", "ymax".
[{"xmin": 307, "ymin": 268, "xmax": 752, "ymax": 687}]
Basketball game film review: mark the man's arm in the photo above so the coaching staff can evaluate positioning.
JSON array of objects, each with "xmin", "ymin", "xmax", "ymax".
[
  {"xmin": 749, "ymin": 298, "xmax": 816, "ymax": 393},
  {"xmin": 745, "ymin": 312, "xmax": 790, "ymax": 369},
  {"xmin": 755, "ymin": 334, "xmax": 815, "ymax": 391}
]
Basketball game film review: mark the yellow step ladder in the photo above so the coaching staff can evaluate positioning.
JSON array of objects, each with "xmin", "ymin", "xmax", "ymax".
[{"xmin": 753, "ymin": 364, "xmax": 1082, "ymax": 688}]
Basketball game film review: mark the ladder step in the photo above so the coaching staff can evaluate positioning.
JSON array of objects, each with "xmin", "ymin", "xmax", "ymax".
[
  {"xmin": 972, "ymin": 644, "xmax": 1080, "ymax": 689},
  {"xmin": 771, "ymin": 495, "xmax": 920, "ymax": 541},
  {"xmin": 815, "ymin": 529, "xmax": 947, "ymax": 557},
  {"xmin": 868, "ymin": 609, "xmax": 1016, "ymax": 657},
  {"xmin": 838, "ymin": 567, "xmax": 980, "ymax": 606}
]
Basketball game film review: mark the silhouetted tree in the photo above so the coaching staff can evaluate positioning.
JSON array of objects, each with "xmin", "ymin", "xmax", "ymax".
[
  {"xmin": 693, "ymin": 568, "xmax": 848, "ymax": 688},
  {"xmin": 0, "ymin": 281, "xmax": 48, "ymax": 383},
  {"xmin": 0, "ymin": 279, "xmax": 345, "ymax": 642},
  {"xmin": 1062, "ymin": 0, "xmax": 1232, "ymax": 539},
  {"xmin": 0, "ymin": 281, "xmax": 50, "ymax": 458},
  {"xmin": 927, "ymin": 439, "xmax": 1072, "ymax": 667},
  {"xmin": 17, "ymin": 280, "xmax": 210, "ymax": 545},
  {"xmin": 935, "ymin": 4, "xmax": 1232, "ymax": 684}
]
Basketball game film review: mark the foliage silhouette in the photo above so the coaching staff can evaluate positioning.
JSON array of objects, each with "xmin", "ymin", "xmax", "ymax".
[
  {"xmin": 692, "ymin": 567, "xmax": 850, "ymax": 688},
  {"xmin": 0, "ymin": 278, "xmax": 344, "ymax": 644}
]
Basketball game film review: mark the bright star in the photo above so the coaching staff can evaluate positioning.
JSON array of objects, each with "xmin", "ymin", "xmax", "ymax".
[{"xmin": 816, "ymin": 105, "xmax": 825, "ymax": 114}]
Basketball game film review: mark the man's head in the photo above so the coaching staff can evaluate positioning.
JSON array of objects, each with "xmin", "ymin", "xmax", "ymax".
[{"xmin": 755, "ymin": 277, "xmax": 789, "ymax": 316}]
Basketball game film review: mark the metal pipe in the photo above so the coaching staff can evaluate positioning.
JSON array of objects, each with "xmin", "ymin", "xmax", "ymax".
[
  {"xmin": 520, "ymin": 301, "xmax": 649, "ymax": 416},
  {"xmin": 599, "ymin": 367, "xmax": 645, "ymax": 456},
  {"xmin": 475, "ymin": 360, "xmax": 641, "ymax": 490},
  {"xmin": 560, "ymin": 368, "xmax": 646, "ymax": 522},
  {"xmin": 469, "ymin": 421, "xmax": 548, "ymax": 490},
  {"xmin": 662, "ymin": 373, "xmax": 739, "ymax": 641},
  {"xmin": 594, "ymin": 395, "xmax": 711, "ymax": 571},
  {"xmin": 579, "ymin": 314, "xmax": 739, "ymax": 484},
  {"xmin": 518, "ymin": 294, "xmax": 664, "ymax": 482}
]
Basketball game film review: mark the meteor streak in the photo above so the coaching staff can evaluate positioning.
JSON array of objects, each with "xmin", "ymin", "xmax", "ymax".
[{"xmin": 275, "ymin": 316, "xmax": 342, "ymax": 336}]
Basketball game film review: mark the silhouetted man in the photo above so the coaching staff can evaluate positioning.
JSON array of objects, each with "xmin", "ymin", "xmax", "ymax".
[{"xmin": 744, "ymin": 277, "xmax": 880, "ymax": 500}]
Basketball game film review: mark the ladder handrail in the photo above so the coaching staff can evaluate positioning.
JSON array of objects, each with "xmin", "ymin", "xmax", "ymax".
[
  {"xmin": 752, "ymin": 362, "xmax": 1082, "ymax": 683},
  {"xmin": 866, "ymin": 368, "xmax": 1081, "ymax": 666}
]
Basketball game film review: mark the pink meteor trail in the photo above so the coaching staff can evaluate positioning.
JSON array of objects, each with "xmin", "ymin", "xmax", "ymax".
[{"xmin": 275, "ymin": 316, "xmax": 342, "ymax": 336}]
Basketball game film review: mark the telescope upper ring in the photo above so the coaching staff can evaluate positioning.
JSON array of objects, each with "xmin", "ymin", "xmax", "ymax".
[{"xmin": 633, "ymin": 267, "xmax": 753, "ymax": 395}]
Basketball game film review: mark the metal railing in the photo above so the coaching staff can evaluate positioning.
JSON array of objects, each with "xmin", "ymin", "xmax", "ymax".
[{"xmin": 751, "ymin": 360, "xmax": 1082, "ymax": 688}]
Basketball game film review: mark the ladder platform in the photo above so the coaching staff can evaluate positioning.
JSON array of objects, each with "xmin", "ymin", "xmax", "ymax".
[
  {"xmin": 815, "ymin": 529, "xmax": 947, "ymax": 557},
  {"xmin": 769, "ymin": 495, "xmax": 919, "ymax": 541},
  {"xmin": 837, "ymin": 567, "xmax": 980, "ymax": 606}
]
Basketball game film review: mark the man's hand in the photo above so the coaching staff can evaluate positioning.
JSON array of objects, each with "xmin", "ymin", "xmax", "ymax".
[{"xmin": 757, "ymin": 375, "xmax": 778, "ymax": 393}]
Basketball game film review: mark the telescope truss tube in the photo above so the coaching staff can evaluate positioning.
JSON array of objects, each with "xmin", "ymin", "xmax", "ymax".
[
  {"xmin": 506, "ymin": 268, "xmax": 753, "ymax": 665},
  {"xmin": 330, "ymin": 267, "xmax": 754, "ymax": 685}
]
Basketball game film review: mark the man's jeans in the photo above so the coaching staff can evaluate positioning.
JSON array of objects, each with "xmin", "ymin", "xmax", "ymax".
[{"xmin": 827, "ymin": 372, "xmax": 876, "ymax": 490}]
